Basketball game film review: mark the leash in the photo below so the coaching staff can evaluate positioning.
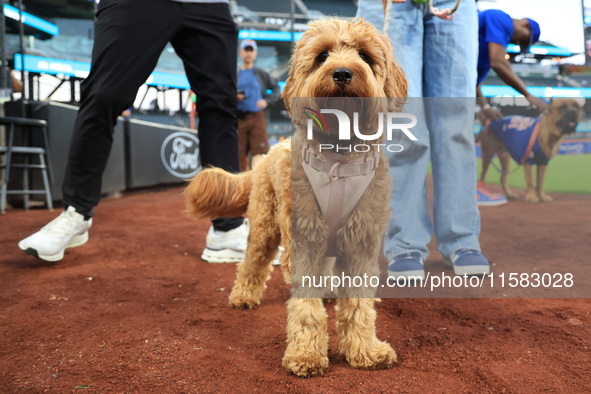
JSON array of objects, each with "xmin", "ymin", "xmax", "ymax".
[
  {"xmin": 519, "ymin": 122, "xmax": 540, "ymax": 165},
  {"xmin": 383, "ymin": 0, "xmax": 393, "ymax": 34},
  {"xmin": 481, "ymin": 119, "xmax": 505, "ymax": 174}
]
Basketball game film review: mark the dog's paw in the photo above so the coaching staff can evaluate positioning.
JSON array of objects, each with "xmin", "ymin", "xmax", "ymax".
[
  {"xmin": 282, "ymin": 354, "xmax": 329, "ymax": 378},
  {"xmin": 507, "ymin": 193, "xmax": 519, "ymax": 200},
  {"xmin": 538, "ymin": 193, "xmax": 553, "ymax": 202},
  {"xmin": 525, "ymin": 193, "xmax": 540, "ymax": 204},
  {"xmin": 345, "ymin": 340, "xmax": 397, "ymax": 370},
  {"xmin": 228, "ymin": 292, "xmax": 261, "ymax": 310}
]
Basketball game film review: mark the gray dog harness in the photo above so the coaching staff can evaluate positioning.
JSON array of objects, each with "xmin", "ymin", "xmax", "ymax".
[{"xmin": 301, "ymin": 144, "xmax": 379, "ymax": 256}]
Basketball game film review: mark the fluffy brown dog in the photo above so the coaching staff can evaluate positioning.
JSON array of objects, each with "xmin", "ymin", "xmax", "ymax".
[
  {"xmin": 185, "ymin": 19, "xmax": 407, "ymax": 377},
  {"xmin": 480, "ymin": 98, "xmax": 583, "ymax": 203}
]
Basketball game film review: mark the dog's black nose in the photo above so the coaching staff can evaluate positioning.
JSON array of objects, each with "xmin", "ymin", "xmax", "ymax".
[
  {"xmin": 333, "ymin": 68, "xmax": 353, "ymax": 84},
  {"xmin": 566, "ymin": 106, "xmax": 579, "ymax": 117}
]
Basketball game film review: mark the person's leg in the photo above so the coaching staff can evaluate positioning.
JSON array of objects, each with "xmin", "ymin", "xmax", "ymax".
[
  {"xmin": 423, "ymin": 0, "xmax": 489, "ymax": 275},
  {"xmin": 172, "ymin": 2, "xmax": 239, "ymax": 172},
  {"xmin": 19, "ymin": 0, "xmax": 180, "ymax": 261},
  {"xmin": 358, "ymin": 0, "xmax": 433, "ymax": 275},
  {"xmin": 172, "ymin": 2, "xmax": 246, "ymax": 262},
  {"xmin": 239, "ymin": 157, "xmax": 250, "ymax": 172},
  {"xmin": 173, "ymin": 1, "xmax": 243, "ymax": 232},
  {"xmin": 237, "ymin": 117, "xmax": 250, "ymax": 171},
  {"xmin": 63, "ymin": 0, "xmax": 179, "ymax": 217},
  {"xmin": 248, "ymin": 111, "xmax": 269, "ymax": 169}
]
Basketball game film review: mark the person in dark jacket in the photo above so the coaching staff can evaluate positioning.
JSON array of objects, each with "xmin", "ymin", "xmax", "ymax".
[{"xmin": 237, "ymin": 39, "xmax": 280, "ymax": 171}]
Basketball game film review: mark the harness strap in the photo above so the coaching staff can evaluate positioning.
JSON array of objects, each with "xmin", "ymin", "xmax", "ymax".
[
  {"xmin": 301, "ymin": 144, "xmax": 379, "ymax": 257},
  {"xmin": 519, "ymin": 121, "xmax": 541, "ymax": 165},
  {"xmin": 302, "ymin": 145, "xmax": 379, "ymax": 177},
  {"xmin": 483, "ymin": 118, "xmax": 491, "ymax": 138}
]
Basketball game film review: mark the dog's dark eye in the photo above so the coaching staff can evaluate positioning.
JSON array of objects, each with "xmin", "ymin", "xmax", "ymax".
[
  {"xmin": 317, "ymin": 52, "xmax": 329, "ymax": 63},
  {"xmin": 559, "ymin": 104, "xmax": 567, "ymax": 111},
  {"xmin": 359, "ymin": 52, "xmax": 371, "ymax": 64}
]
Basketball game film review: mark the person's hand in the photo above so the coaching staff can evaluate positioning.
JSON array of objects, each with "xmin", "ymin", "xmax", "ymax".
[
  {"xmin": 237, "ymin": 93, "xmax": 245, "ymax": 101},
  {"xmin": 256, "ymin": 99, "xmax": 268, "ymax": 110},
  {"xmin": 526, "ymin": 96, "xmax": 549, "ymax": 114},
  {"xmin": 431, "ymin": 7, "xmax": 455, "ymax": 20},
  {"xmin": 482, "ymin": 105, "xmax": 503, "ymax": 120}
]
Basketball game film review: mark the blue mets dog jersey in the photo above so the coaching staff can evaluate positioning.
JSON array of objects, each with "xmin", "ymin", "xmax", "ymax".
[{"xmin": 487, "ymin": 116, "xmax": 548, "ymax": 165}]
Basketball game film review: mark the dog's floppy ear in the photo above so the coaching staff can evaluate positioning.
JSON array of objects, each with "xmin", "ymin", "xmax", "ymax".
[
  {"xmin": 377, "ymin": 33, "xmax": 407, "ymax": 110},
  {"xmin": 282, "ymin": 73, "xmax": 295, "ymax": 115},
  {"xmin": 282, "ymin": 39, "xmax": 304, "ymax": 115},
  {"xmin": 282, "ymin": 45, "xmax": 304, "ymax": 115}
]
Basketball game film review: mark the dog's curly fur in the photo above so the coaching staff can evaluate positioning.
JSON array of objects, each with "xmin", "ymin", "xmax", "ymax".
[{"xmin": 185, "ymin": 18, "xmax": 407, "ymax": 377}]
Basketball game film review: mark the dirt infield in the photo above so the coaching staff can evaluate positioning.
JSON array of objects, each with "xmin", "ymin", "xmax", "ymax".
[{"xmin": 1, "ymin": 181, "xmax": 590, "ymax": 392}]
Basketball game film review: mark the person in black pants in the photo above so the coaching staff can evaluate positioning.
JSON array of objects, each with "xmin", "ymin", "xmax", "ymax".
[{"xmin": 18, "ymin": 0, "xmax": 249, "ymax": 263}]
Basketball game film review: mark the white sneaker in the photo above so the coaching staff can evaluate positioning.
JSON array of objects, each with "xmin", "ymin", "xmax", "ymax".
[
  {"xmin": 201, "ymin": 219, "xmax": 249, "ymax": 263},
  {"xmin": 18, "ymin": 206, "xmax": 92, "ymax": 262},
  {"xmin": 271, "ymin": 246, "xmax": 285, "ymax": 266}
]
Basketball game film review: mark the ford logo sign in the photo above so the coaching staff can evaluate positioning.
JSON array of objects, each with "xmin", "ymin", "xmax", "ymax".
[{"xmin": 161, "ymin": 131, "xmax": 201, "ymax": 178}]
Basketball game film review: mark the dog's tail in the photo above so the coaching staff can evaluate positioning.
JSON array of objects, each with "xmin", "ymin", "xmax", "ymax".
[{"xmin": 185, "ymin": 168, "xmax": 253, "ymax": 219}]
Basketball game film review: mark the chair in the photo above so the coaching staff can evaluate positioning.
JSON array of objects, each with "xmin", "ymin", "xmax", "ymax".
[{"xmin": 0, "ymin": 116, "xmax": 53, "ymax": 214}]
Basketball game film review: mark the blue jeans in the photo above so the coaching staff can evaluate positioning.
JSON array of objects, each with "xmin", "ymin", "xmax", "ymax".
[{"xmin": 357, "ymin": 0, "xmax": 481, "ymax": 260}]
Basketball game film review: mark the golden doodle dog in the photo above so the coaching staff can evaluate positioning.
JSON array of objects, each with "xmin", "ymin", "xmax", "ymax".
[
  {"xmin": 185, "ymin": 19, "xmax": 407, "ymax": 377},
  {"xmin": 479, "ymin": 98, "xmax": 583, "ymax": 203}
]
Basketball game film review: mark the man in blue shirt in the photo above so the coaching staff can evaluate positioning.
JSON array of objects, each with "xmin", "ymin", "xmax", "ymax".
[
  {"xmin": 477, "ymin": 9, "xmax": 547, "ymax": 119},
  {"xmin": 475, "ymin": 9, "xmax": 546, "ymax": 206}
]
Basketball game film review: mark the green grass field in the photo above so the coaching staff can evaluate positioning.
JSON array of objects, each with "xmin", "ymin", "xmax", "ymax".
[{"xmin": 476, "ymin": 154, "xmax": 591, "ymax": 194}]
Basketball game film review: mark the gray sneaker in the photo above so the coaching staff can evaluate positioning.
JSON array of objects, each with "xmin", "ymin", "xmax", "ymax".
[{"xmin": 18, "ymin": 206, "xmax": 92, "ymax": 262}]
